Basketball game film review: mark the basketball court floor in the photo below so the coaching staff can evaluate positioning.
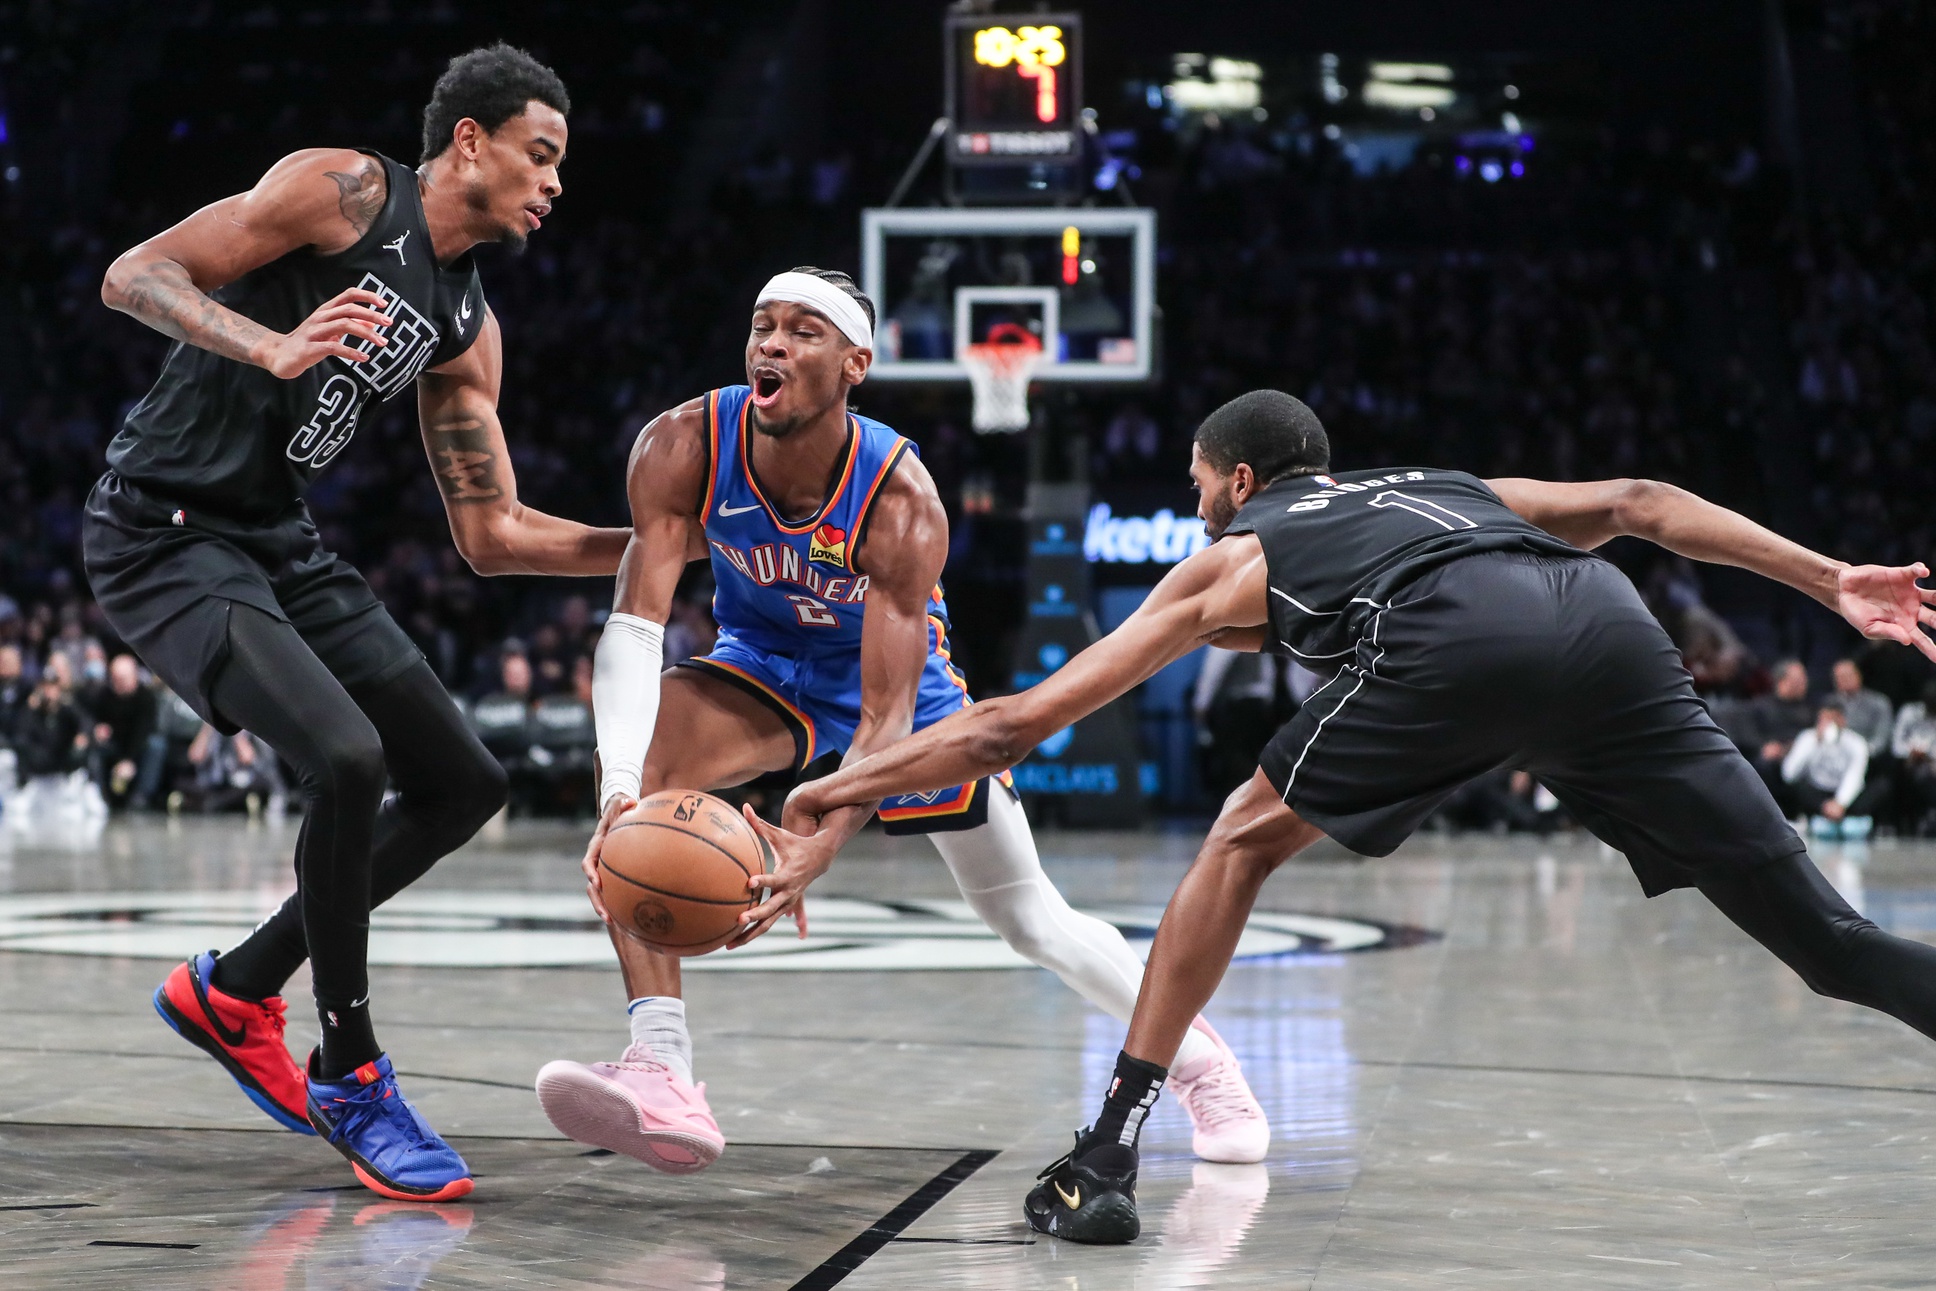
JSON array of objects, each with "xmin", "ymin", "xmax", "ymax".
[{"xmin": 3, "ymin": 813, "xmax": 1935, "ymax": 1289}]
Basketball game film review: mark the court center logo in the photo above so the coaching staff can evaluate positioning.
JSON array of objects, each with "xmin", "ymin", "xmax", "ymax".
[{"xmin": 0, "ymin": 892, "xmax": 1432, "ymax": 971}]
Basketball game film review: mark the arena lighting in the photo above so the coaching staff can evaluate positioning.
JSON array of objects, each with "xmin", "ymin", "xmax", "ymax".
[
  {"xmin": 973, "ymin": 23, "xmax": 1067, "ymax": 123},
  {"xmin": 1364, "ymin": 60, "xmax": 1456, "ymax": 112},
  {"xmin": 1368, "ymin": 61, "xmax": 1453, "ymax": 82},
  {"xmin": 1363, "ymin": 80, "xmax": 1455, "ymax": 110},
  {"xmin": 1165, "ymin": 53, "xmax": 1262, "ymax": 113},
  {"xmin": 1320, "ymin": 52, "xmax": 1348, "ymax": 104}
]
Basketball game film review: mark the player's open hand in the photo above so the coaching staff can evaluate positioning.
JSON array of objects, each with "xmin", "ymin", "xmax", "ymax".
[
  {"xmin": 1836, "ymin": 562, "xmax": 1936, "ymax": 662},
  {"xmin": 580, "ymin": 794, "xmax": 637, "ymax": 926},
  {"xmin": 260, "ymin": 286, "xmax": 392, "ymax": 379},
  {"xmin": 731, "ymin": 806, "xmax": 828, "ymax": 947}
]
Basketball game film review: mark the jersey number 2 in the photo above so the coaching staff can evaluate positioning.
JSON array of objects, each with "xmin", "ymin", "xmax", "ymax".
[{"xmin": 787, "ymin": 595, "xmax": 839, "ymax": 628}]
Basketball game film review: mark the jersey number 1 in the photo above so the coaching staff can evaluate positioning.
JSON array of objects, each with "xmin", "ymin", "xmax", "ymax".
[
  {"xmin": 787, "ymin": 594, "xmax": 839, "ymax": 628},
  {"xmin": 1368, "ymin": 490, "xmax": 1477, "ymax": 531}
]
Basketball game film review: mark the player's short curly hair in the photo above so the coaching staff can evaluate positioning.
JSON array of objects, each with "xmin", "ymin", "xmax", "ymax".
[
  {"xmin": 1194, "ymin": 390, "xmax": 1330, "ymax": 484},
  {"xmin": 787, "ymin": 266, "xmax": 877, "ymax": 333},
  {"xmin": 421, "ymin": 43, "xmax": 571, "ymax": 163}
]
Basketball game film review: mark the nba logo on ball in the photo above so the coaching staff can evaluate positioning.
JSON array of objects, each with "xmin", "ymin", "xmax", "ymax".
[
  {"xmin": 631, "ymin": 898, "xmax": 676, "ymax": 939},
  {"xmin": 809, "ymin": 523, "xmax": 848, "ymax": 567}
]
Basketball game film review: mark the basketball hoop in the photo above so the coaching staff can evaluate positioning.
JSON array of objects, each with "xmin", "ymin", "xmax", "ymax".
[{"xmin": 961, "ymin": 323, "xmax": 1043, "ymax": 433}]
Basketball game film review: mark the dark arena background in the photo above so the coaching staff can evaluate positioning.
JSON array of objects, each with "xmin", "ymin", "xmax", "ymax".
[{"xmin": 3, "ymin": 1, "xmax": 1936, "ymax": 1286}]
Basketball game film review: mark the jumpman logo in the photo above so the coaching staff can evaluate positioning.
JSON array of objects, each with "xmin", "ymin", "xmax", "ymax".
[{"xmin": 382, "ymin": 229, "xmax": 409, "ymax": 265}]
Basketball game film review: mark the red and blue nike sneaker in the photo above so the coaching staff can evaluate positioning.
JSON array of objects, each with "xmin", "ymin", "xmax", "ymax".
[
  {"xmin": 153, "ymin": 950, "xmax": 314, "ymax": 1134},
  {"xmin": 305, "ymin": 1051, "xmax": 474, "ymax": 1202}
]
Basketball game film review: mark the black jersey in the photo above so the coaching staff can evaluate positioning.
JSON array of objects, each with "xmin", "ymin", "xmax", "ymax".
[
  {"xmin": 105, "ymin": 151, "xmax": 485, "ymax": 521},
  {"xmin": 1223, "ymin": 467, "xmax": 1585, "ymax": 670}
]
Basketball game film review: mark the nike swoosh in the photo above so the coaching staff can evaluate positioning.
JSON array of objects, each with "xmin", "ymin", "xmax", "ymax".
[
  {"xmin": 715, "ymin": 501, "xmax": 763, "ymax": 517},
  {"xmin": 192, "ymin": 960, "xmax": 248, "ymax": 1047},
  {"xmin": 1053, "ymin": 1180, "xmax": 1081, "ymax": 1209}
]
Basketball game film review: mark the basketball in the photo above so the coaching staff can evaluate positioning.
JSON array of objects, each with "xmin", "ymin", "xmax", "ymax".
[{"xmin": 598, "ymin": 791, "xmax": 773, "ymax": 956}]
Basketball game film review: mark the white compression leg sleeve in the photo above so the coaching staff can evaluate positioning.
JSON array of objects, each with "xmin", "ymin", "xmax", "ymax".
[{"xmin": 929, "ymin": 787, "xmax": 1217, "ymax": 1069}]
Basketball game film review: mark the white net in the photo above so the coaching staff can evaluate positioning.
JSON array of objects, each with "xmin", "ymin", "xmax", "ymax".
[{"xmin": 961, "ymin": 342, "xmax": 1042, "ymax": 433}]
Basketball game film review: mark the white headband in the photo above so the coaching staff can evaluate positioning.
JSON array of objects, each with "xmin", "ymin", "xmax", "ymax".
[{"xmin": 755, "ymin": 272, "xmax": 874, "ymax": 350}]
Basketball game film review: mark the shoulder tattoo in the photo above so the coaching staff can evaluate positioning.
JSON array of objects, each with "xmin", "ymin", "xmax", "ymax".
[{"xmin": 323, "ymin": 157, "xmax": 387, "ymax": 237}]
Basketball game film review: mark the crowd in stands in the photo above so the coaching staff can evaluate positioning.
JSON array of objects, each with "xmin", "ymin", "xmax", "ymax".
[
  {"xmin": 1186, "ymin": 636, "xmax": 1936, "ymax": 839},
  {"xmin": 5, "ymin": 2, "xmax": 1935, "ymax": 827},
  {"xmin": 1783, "ymin": 0, "xmax": 1936, "ymax": 570},
  {"xmin": 0, "ymin": 576, "xmax": 721, "ymax": 823}
]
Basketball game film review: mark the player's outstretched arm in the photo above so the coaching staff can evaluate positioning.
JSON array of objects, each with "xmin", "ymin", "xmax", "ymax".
[
  {"xmin": 416, "ymin": 307, "xmax": 629, "ymax": 578},
  {"xmin": 578, "ymin": 400, "xmax": 711, "ymax": 924},
  {"xmin": 1489, "ymin": 476, "xmax": 1936, "ymax": 660},
  {"xmin": 101, "ymin": 149, "xmax": 395, "ymax": 379},
  {"xmin": 735, "ymin": 452, "xmax": 949, "ymax": 944},
  {"xmin": 778, "ymin": 534, "xmax": 1271, "ymax": 835}
]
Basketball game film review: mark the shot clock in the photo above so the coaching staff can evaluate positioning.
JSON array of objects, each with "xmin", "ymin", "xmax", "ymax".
[{"xmin": 945, "ymin": 11, "xmax": 1083, "ymax": 165}]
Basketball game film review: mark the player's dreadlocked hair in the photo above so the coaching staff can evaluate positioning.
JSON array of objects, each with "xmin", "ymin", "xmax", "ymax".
[
  {"xmin": 1194, "ymin": 390, "xmax": 1330, "ymax": 485},
  {"xmin": 421, "ymin": 43, "xmax": 571, "ymax": 163},
  {"xmin": 787, "ymin": 266, "xmax": 878, "ymax": 333}
]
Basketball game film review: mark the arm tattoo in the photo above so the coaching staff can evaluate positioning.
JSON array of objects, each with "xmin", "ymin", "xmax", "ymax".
[
  {"xmin": 426, "ymin": 413, "xmax": 505, "ymax": 502},
  {"xmin": 117, "ymin": 259, "xmax": 274, "ymax": 365},
  {"xmin": 323, "ymin": 157, "xmax": 387, "ymax": 237}
]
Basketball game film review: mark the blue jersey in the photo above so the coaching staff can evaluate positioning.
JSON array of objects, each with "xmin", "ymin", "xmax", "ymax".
[
  {"xmin": 699, "ymin": 385, "xmax": 947, "ymax": 655},
  {"xmin": 680, "ymin": 386, "xmax": 1003, "ymax": 831}
]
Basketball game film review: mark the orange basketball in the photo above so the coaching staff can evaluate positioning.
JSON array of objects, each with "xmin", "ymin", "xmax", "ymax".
[{"xmin": 599, "ymin": 791, "xmax": 773, "ymax": 956}]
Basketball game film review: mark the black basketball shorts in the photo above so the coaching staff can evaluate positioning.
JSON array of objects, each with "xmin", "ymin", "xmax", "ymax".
[
  {"xmin": 82, "ymin": 471, "xmax": 422, "ymax": 734},
  {"xmin": 1257, "ymin": 552, "xmax": 1806, "ymax": 896}
]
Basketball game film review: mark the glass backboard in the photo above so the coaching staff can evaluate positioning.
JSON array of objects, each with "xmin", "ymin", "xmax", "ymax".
[{"xmin": 860, "ymin": 207, "xmax": 1156, "ymax": 383}]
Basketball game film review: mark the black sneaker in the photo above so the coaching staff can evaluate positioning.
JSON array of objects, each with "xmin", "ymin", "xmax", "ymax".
[{"xmin": 1023, "ymin": 1131, "xmax": 1140, "ymax": 1244}]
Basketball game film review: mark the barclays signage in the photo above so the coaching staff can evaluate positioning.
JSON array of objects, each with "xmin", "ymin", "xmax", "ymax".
[
  {"xmin": 1083, "ymin": 503, "xmax": 1211, "ymax": 565},
  {"xmin": 1010, "ymin": 723, "xmax": 1122, "ymax": 794}
]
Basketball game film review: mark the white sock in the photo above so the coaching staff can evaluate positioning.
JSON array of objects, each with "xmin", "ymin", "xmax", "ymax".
[
  {"xmin": 626, "ymin": 996, "xmax": 693, "ymax": 1084},
  {"xmin": 930, "ymin": 788, "xmax": 1219, "ymax": 1071}
]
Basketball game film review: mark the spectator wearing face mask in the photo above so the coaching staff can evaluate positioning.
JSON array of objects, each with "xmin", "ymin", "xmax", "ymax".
[{"xmin": 1781, "ymin": 698, "xmax": 1876, "ymax": 840}]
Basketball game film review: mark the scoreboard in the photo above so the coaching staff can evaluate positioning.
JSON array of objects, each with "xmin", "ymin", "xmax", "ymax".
[{"xmin": 945, "ymin": 12, "xmax": 1083, "ymax": 166}]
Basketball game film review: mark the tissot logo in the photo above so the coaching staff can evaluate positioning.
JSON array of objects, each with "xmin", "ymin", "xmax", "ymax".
[{"xmin": 0, "ymin": 892, "xmax": 1432, "ymax": 970}]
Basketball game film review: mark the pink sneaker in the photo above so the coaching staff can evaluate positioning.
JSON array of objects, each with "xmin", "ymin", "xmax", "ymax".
[
  {"xmin": 535, "ymin": 1044, "xmax": 725, "ymax": 1175},
  {"xmin": 1168, "ymin": 1020, "xmax": 1270, "ymax": 1164}
]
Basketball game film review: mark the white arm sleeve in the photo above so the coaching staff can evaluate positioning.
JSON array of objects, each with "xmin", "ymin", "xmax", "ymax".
[{"xmin": 593, "ymin": 613, "xmax": 665, "ymax": 811}]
